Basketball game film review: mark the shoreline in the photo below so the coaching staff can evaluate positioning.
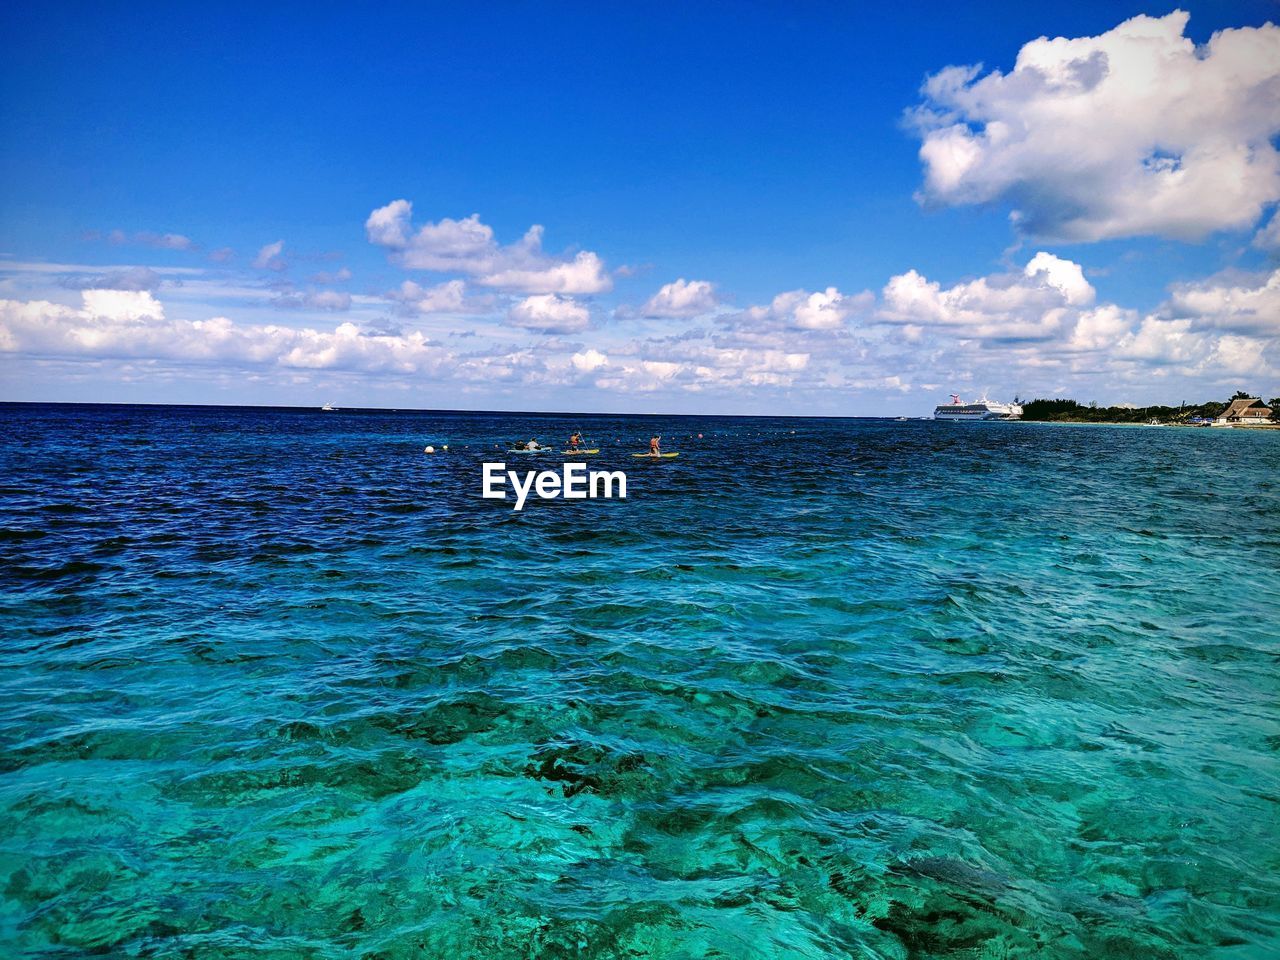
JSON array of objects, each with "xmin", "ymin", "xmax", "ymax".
[{"xmin": 1022, "ymin": 418, "xmax": 1279, "ymax": 430}]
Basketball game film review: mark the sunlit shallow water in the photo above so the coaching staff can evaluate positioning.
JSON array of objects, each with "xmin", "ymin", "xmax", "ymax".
[{"xmin": 1, "ymin": 403, "xmax": 1278, "ymax": 958}]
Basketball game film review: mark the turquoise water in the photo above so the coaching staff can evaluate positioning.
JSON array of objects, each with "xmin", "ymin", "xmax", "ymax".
[{"xmin": 1, "ymin": 403, "xmax": 1278, "ymax": 959}]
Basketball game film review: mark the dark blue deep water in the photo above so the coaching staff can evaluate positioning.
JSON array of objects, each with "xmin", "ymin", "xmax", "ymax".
[{"xmin": 2, "ymin": 403, "xmax": 1278, "ymax": 958}]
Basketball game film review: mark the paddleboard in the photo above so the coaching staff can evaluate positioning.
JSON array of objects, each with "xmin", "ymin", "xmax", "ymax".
[
  {"xmin": 561, "ymin": 449, "xmax": 600, "ymax": 455},
  {"xmin": 631, "ymin": 452, "xmax": 679, "ymax": 459}
]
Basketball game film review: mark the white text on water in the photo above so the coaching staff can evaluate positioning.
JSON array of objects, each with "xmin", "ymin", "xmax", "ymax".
[{"xmin": 482, "ymin": 463, "xmax": 627, "ymax": 511}]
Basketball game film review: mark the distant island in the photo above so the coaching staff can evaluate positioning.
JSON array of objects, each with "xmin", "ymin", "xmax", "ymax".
[{"xmin": 1018, "ymin": 391, "xmax": 1279, "ymax": 425}]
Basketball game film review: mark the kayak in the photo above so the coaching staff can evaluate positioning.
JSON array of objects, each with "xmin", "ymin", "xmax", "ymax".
[
  {"xmin": 561, "ymin": 449, "xmax": 600, "ymax": 455},
  {"xmin": 631, "ymin": 452, "xmax": 680, "ymax": 459},
  {"xmin": 507, "ymin": 448, "xmax": 553, "ymax": 454}
]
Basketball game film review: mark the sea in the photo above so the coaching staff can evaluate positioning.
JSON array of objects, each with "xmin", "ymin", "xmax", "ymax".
[{"xmin": 2, "ymin": 402, "xmax": 1278, "ymax": 959}]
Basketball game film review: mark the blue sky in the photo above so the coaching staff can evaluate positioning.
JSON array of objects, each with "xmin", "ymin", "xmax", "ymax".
[{"xmin": 2, "ymin": 2, "xmax": 1278, "ymax": 414}]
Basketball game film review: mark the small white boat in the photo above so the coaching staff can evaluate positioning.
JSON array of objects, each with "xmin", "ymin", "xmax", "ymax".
[{"xmin": 321, "ymin": 402, "xmax": 338, "ymax": 412}]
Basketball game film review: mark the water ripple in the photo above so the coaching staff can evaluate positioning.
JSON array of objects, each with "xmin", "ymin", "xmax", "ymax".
[{"xmin": 1, "ymin": 403, "xmax": 1278, "ymax": 958}]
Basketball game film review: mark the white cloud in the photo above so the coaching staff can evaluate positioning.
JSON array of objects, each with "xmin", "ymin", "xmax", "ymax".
[
  {"xmin": 1162, "ymin": 267, "xmax": 1280, "ymax": 336},
  {"xmin": 5, "ymin": 224, "xmax": 1274, "ymax": 409},
  {"xmin": 641, "ymin": 278, "xmax": 718, "ymax": 318},
  {"xmin": 390, "ymin": 279, "xmax": 479, "ymax": 315},
  {"xmin": 1023, "ymin": 252, "xmax": 1094, "ymax": 306},
  {"xmin": 84, "ymin": 289, "xmax": 165, "ymax": 321},
  {"xmin": 1067, "ymin": 304, "xmax": 1136, "ymax": 352},
  {"xmin": 1118, "ymin": 317, "xmax": 1203, "ymax": 366},
  {"xmin": 507, "ymin": 294, "xmax": 591, "ymax": 333},
  {"xmin": 641, "ymin": 360, "xmax": 681, "ymax": 380},
  {"xmin": 910, "ymin": 11, "xmax": 1280, "ymax": 241},
  {"xmin": 476, "ymin": 250, "xmax": 610, "ymax": 295},
  {"xmin": 588, "ymin": 338, "xmax": 814, "ymax": 394},
  {"xmin": 364, "ymin": 199, "xmax": 415, "ymax": 248},
  {"xmin": 871, "ymin": 251, "xmax": 1275, "ymax": 382},
  {"xmin": 872, "ymin": 253, "xmax": 1278, "ymax": 386},
  {"xmin": 744, "ymin": 286, "xmax": 870, "ymax": 330},
  {"xmin": 571, "ymin": 348, "xmax": 608, "ymax": 372},
  {"xmin": 365, "ymin": 200, "xmax": 612, "ymax": 294},
  {"xmin": 1205, "ymin": 334, "xmax": 1271, "ymax": 375},
  {"xmin": 253, "ymin": 240, "xmax": 286, "ymax": 271},
  {"xmin": 371, "ymin": 208, "xmax": 496, "ymax": 272},
  {"xmin": 880, "ymin": 253, "xmax": 1084, "ymax": 341},
  {"xmin": 0, "ymin": 290, "xmax": 451, "ymax": 374}
]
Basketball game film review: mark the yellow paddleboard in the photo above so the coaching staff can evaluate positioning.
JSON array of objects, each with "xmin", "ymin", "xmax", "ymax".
[
  {"xmin": 631, "ymin": 452, "xmax": 679, "ymax": 458},
  {"xmin": 561, "ymin": 449, "xmax": 600, "ymax": 455}
]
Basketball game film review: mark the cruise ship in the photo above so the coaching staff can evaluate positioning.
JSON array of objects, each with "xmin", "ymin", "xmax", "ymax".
[{"xmin": 933, "ymin": 395, "xmax": 1023, "ymax": 421}]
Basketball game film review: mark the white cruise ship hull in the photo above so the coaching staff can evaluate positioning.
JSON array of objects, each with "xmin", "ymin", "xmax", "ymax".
[{"xmin": 933, "ymin": 401, "xmax": 1022, "ymax": 421}]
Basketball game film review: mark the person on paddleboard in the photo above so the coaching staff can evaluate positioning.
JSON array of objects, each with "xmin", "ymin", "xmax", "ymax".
[
  {"xmin": 649, "ymin": 434, "xmax": 661, "ymax": 456},
  {"xmin": 568, "ymin": 431, "xmax": 583, "ymax": 451}
]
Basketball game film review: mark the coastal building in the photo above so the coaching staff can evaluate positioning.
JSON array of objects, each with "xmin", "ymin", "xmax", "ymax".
[{"xmin": 1215, "ymin": 397, "xmax": 1273, "ymax": 426}]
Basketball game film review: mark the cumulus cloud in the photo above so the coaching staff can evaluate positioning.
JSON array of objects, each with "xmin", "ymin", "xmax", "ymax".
[
  {"xmin": 388, "ymin": 279, "xmax": 492, "ymax": 315},
  {"xmin": 880, "ymin": 252, "xmax": 1093, "ymax": 341},
  {"xmin": 1118, "ymin": 316, "xmax": 1203, "ymax": 366},
  {"xmin": 1162, "ymin": 267, "xmax": 1280, "ymax": 336},
  {"xmin": 743, "ymin": 287, "xmax": 871, "ymax": 330},
  {"xmin": 873, "ymin": 252, "xmax": 1280, "ymax": 379},
  {"xmin": 477, "ymin": 250, "xmax": 610, "ymax": 295},
  {"xmin": 910, "ymin": 11, "xmax": 1280, "ymax": 241},
  {"xmin": 1023, "ymin": 252, "xmax": 1094, "ymax": 306},
  {"xmin": 507, "ymin": 294, "xmax": 591, "ymax": 333},
  {"xmin": 640, "ymin": 278, "xmax": 718, "ymax": 318},
  {"xmin": 0, "ymin": 290, "xmax": 450, "ymax": 374},
  {"xmin": 571, "ymin": 348, "xmax": 608, "ymax": 372},
  {"xmin": 1205, "ymin": 334, "xmax": 1272, "ymax": 375},
  {"xmin": 84, "ymin": 289, "xmax": 166, "ymax": 321},
  {"xmin": 365, "ymin": 200, "xmax": 612, "ymax": 294},
  {"xmin": 365, "ymin": 199, "xmax": 415, "ymax": 248},
  {"xmin": 1066, "ymin": 304, "xmax": 1136, "ymax": 352},
  {"xmin": 589, "ymin": 339, "xmax": 813, "ymax": 394}
]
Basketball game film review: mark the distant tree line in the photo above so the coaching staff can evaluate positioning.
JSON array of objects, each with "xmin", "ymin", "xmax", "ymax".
[{"xmin": 1018, "ymin": 391, "xmax": 1280, "ymax": 424}]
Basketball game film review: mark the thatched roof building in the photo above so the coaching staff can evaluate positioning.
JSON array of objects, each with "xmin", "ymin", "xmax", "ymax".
[{"xmin": 1217, "ymin": 398, "xmax": 1273, "ymax": 423}]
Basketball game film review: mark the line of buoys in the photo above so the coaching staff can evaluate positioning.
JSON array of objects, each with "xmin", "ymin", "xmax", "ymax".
[{"xmin": 421, "ymin": 434, "xmax": 729, "ymax": 454}]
